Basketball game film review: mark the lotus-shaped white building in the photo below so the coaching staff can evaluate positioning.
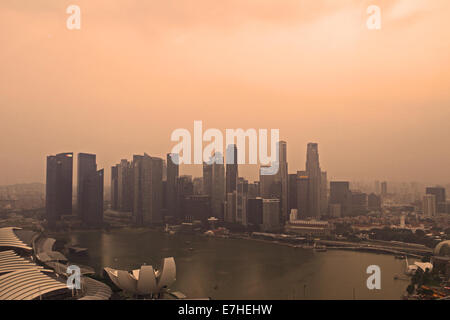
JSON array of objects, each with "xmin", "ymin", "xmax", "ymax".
[{"xmin": 104, "ymin": 257, "xmax": 176, "ymax": 298}]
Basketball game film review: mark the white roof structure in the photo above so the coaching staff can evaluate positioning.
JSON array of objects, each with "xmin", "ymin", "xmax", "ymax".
[
  {"xmin": 104, "ymin": 257, "xmax": 176, "ymax": 296},
  {"xmin": 0, "ymin": 268, "xmax": 68, "ymax": 300},
  {"xmin": 35, "ymin": 237, "xmax": 68, "ymax": 262},
  {"xmin": 434, "ymin": 240, "xmax": 450, "ymax": 256},
  {"xmin": 0, "ymin": 250, "xmax": 45, "ymax": 275},
  {"xmin": 414, "ymin": 262, "xmax": 433, "ymax": 272},
  {"xmin": 0, "ymin": 227, "xmax": 33, "ymax": 252}
]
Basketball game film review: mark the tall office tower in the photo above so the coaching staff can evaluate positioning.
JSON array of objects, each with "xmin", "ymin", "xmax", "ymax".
[
  {"xmin": 259, "ymin": 166, "xmax": 282, "ymax": 200},
  {"xmin": 226, "ymin": 144, "xmax": 238, "ymax": 194},
  {"xmin": 288, "ymin": 173, "xmax": 298, "ymax": 212},
  {"xmin": 277, "ymin": 141, "xmax": 289, "ymax": 224},
  {"xmin": 237, "ymin": 178, "xmax": 248, "ymax": 225},
  {"xmin": 247, "ymin": 198, "xmax": 263, "ymax": 229},
  {"xmin": 193, "ymin": 177, "xmax": 203, "ymax": 195},
  {"xmin": 296, "ymin": 172, "xmax": 309, "ymax": 219},
  {"xmin": 423, "ymin": 194, "xmax": 436, "ymax": 217},
  {"xmin": 77, "ymin": 153, "xmax": 103, "ymax": 227},
  {"xmin": 320, "ymin": 171, "xmax": 328, "ymax": 216},
  {"xmin": 118, "ymin": 159, "xmax": 133, "ymax": 212},
  {"xmin": 426, "ymin": 187, "xmax": 446, "ymax": 213},
  {"xmin": 350, "ymin": 191, "xmax": 368, "ymax": 216},
  {"xmin": 368, "ymin": 193, "xmax": 382, "ymax": 211},
  {"xmin": 183, "ymin": 195, "xmax": 211, "ymax": 223},
  {"xmin": 262, "ymin": 199, "xmax": 281, "ymax": 232},
  {"xmin": 305, "ymin": 143, "xmax": 322, "ymax": 218},
  {"xmin": 46, "ymin": 153, "xmax": 73, "ymax": 226},
  {"xmin": 247, "ymin": 182, "xmax": 260, "ymax": 198},
  {"xmin": 111, "ymin": 165, "xmax": 119, "ymax": 210},
  {"xmin": 374, "ymin": 181, "xmax": 380, "ymax": 194},
  {"xmin": 83, "ymin": 169, "xmax": 104, "ymax": 227},
  {"xmin": 77, "ymin": 153, "xmax": 97, "ymax": 220},
  {"xmin": 166, "ymin": 153, "xmax": 179, "ymax": 220},
  {"xmin": 211, "ymin": 153, "xmax": 225, "ymax": 220},
  {"xmin": 176, "ymin": 175, "xmax": 194, "ymax": 221},
  {"xmin": 203, "ymin": 162, "xmax": 213, "ymax": 197},
  {"xmin": 381, "ymin": 181, "xmax": 388, "ymax": 196},
  {"xmin": 330, "ymin": 181, "xmax": 351, "ymax": 217},
  {"xmin": 224, "ymin": 192, "xmax": 236, "ymax": 223},
  {"xmin": 132, "ymin": 154, "xmax": 163, "ymax": 226}
]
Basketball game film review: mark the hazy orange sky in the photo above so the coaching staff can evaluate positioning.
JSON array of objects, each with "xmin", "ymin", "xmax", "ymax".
[{"xmin": 1, "ymin": 0, "xmax": 450, "ymax": 185}]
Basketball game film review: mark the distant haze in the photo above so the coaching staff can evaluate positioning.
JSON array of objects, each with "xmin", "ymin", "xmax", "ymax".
[{"xmin": 1, "ymin": 0, "xmax": 449, "ymax": 185}]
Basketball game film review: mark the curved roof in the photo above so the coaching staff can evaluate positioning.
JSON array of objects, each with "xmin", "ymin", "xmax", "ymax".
[
  {"xmin": 0, "ymin": 227, "xmax": 33, "ymax": 252},
  {"xmin": 78, "ymin": 277, "xmax": 112, "ymax": 300},
  {"xmin": 35, "ymin": 236, "xmax": 68, "ymax": 262},
  {"xmin": 0, "ymin": 268, "xmax": 68, "ymax": 300},
  {"xmin": 0, "ymin": 250, "xmax": 44, "ymax": 275},
  {"xmin": 434, "ymin": 240, "xmax": 450, "ymax": 256},
  {"xmin": 104, "ymin": 257, "xmax": 176, "ymax": 296}
]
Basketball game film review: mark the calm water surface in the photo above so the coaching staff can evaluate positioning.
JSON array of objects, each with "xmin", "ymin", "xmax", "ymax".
[{"xmin": 58, "ymin": 228, "xmax": 409, "ymax": 300}]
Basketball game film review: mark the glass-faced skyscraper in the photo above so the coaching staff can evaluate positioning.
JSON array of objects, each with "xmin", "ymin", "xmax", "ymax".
[
  {"xmin": 77, "ymin": 153, "xmax": 103, "ymax": 226},
  {"xmin": 226, "ymin": 144, "xmax": 238, "ymax": 194},
  {"xmin": 306, "ymin": 143, "xmax": 321, "ymax": 218},
  {"xmin": 132, "ymin": 154, "xmax": 163, "ymax": 225},
  {"xmin": 46, "ymin": 152, "xmax": 73, "ymax": 226},
  {"xmin": 166, "ymin": 153, "xmax": 179, "ymax": 220}
]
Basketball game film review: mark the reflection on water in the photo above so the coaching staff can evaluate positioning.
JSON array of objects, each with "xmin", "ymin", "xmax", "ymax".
[{"xmin": 59, "ymin": 228, "xmax": 407, "ymax": 300}]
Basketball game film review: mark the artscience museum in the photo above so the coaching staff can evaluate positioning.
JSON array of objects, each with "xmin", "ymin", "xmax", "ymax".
[{"xmin": 104, "ymin": 257, "xmax": 183, "ymax": 299}]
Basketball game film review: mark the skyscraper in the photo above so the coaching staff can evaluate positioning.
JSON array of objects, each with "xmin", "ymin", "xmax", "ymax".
[
  {"xmin": 350, "ymin": 191, "xmax": 368, "ymax": 216},
  {"xmin": 211, "ymin": 153, "xmax": 225, "ymax": 220},
  {"xmin": 77, "ymin": 153, "xmax": 103, "ymax": 227},
  {"xmin": 46, "ymin": 152, "xmax": 73, "ymax": 226},
  {"xmin": 166, "ymin": 153, "xmax": 179, "ymax": 220},
  {"xmin": 278, "ymin": 141, "xmax": 289, "ymax": 224},
  {"xmin": 259, "ymin": 165, "xmax": 280, "ymax": 199},
  {"xmin": 296, "ymin": 172, "xmax": 309, "ymax": 219},
  {"xmin": 226, "ymin": 144, "xmax": 238, "ymax": 194},
  {"xmin": 83, "ymin": 169, "xmax": 104, "ymax": 227},
  {"xmin": 117, "ymin": 159, "xmax": 133, "ymax": 212},
  {"xmin": 426, "ymin": 187, "xmax": 446, "ymax": 213},
  {"xmin": 330, "ymin": 181, "xmax": 351, "ymax": 217},
  {"xmin": 423, "ymin": 194, "xmax": 436, "ymax": 217},
  {"xmin": 236, "ymin": 177, "xmax": 248, "ymax": 225},
  {"xmin": 77, "ymin": 153, "xmax": 97, "ymax": 220},
  {"xmin": 262, "ymin": 199, "xmax": 281, "ymax": 232},
  {"xmin": 132, "ymin": 154, "xmax": 163, "ymax": 225},
  {"xmin": 111, "ymin": 165, "xmax": 119, "ymax": 210},
  {"xmin": 247, "ymin": 197, "xmax": 263, "ymax": 228},
  {"xmin": 288, "ymin": 173, "xmax": 298, "ymax": 212},
  {"xmin": 203, "ymin": 161, "xmax": 213, "ymax": 198},
  {"xmin": 306, "ymin": 143, "xmax": 321, "ymax": 218},
  {"xmin": 381, "ymin": 181, "xmax": 388, "ymax": 197},
  {"xmin": 320, "ymin": 171, "xmax": 328, "ymax": 215}
]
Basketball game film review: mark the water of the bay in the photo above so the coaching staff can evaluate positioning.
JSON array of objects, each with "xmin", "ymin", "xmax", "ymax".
[{"xmin": 58, "ymin": 228, "xmax": 409, "ymax": 299}]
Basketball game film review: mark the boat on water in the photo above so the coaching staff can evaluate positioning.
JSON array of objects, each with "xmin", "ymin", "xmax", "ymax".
[
  {"xmin": 313, "ymin": 242, "xmax": 327, "ymax": 252},
  {"xmin": 68, "ymin": 246, "xmax": 88, "ymax": 255}
]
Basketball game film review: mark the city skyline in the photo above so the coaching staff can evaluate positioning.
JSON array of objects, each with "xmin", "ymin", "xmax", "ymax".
[{"xmin": 3, "ymin": 139, "xmax": 449, "ymax": 187}]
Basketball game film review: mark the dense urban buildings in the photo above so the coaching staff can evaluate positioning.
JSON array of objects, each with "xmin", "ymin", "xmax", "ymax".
[
  {"xmin": 426, "ymin": 187, "xmax": 447, "ymax": 214},
  {"xmin": 44, "ymin": 143, "xmax": 449, "ymax": 232}
]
